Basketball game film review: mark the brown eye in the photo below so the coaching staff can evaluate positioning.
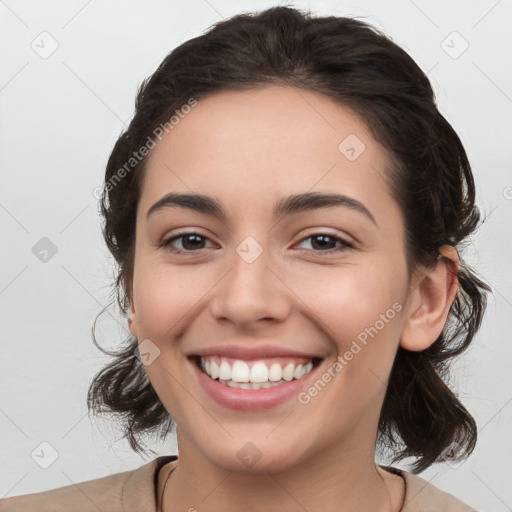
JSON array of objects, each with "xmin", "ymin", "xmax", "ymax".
[
  {"xmin": 295, "ymin": 233, "xmax": 353, "ymax": 252},
  {"xmin": 160, "ymin": 232, "xmax": 213, "ymax": 253}
]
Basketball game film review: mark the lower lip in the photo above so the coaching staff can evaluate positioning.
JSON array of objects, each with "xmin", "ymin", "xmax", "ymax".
[{"xmin": 190, "ymin": 357, "xmax": 321, "ymax": 411}]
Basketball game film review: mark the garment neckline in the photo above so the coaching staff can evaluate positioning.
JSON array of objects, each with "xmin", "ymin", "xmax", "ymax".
[{"xmin": 156, "ymin": 456, "xmax": 407, "ymax": 511}]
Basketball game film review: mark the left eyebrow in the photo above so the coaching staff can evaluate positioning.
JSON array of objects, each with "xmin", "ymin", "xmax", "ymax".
[{"xmin": 146, "ymin": 191, "xmax": 378, "ymax": 226}]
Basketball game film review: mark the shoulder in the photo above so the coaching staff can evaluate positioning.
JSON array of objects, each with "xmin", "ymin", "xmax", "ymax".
[
  {"xmin": 398, "ymin": 469, "xmax": 478, "ymax": 512},
  {"xmin": 0, "ymin": 455, "xmax": 177, "ymax": 512}
]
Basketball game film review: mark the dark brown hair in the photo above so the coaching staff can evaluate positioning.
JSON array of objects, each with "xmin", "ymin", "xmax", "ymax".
[{"xmin": 87, "ymin": 6, "xmax": 491, "ymax": 473}]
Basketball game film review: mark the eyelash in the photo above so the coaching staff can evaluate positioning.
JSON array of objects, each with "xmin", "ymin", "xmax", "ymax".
[{"xmin": 159, "ymin": 231, "xmax": 354, "ymax": 254}]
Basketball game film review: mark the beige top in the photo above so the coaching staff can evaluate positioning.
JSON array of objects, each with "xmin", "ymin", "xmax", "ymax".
[{"xmin": 0, "ymin": 455, "xmax": 478, "ymax": 511}]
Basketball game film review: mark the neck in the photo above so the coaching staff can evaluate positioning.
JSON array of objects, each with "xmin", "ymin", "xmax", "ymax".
[{"xmin": 161, "ymin": 432, "xmax": 404, "ymax": 512}]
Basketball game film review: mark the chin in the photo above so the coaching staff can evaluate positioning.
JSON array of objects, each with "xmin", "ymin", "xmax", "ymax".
[{"xmin": 199, "ymin": 440, "xmax": 307, "ymax": 475}]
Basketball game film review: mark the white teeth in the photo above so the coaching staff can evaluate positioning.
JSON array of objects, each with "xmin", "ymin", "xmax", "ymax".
[
  {"xmin": 282, "ymin": 363, "xmax": 295, "ymax": 381},
  {"xmin": 221, "ymin": 379, "xmax": 285, "ymax": 389},
  {"xmin": 231, "ymin": 360, "xmax": 250, "ymax": 382},
  {"xmin": 210, "ymin": 360, "xmax": 219, "ymax": 379},
  {"xmin": 268, "ymin": 363, "xmax": 282, "ymax": 381},
  {"xmin": 250, "ymin": 362, "xmax": 268, "ymax": 383},
  {"xmin": 199, "ymin": 356, "xmax": 317, "ymax": 387},
  {"xmin": 219, "ymin": 360, "xmax": 231, "ymax": 380}
]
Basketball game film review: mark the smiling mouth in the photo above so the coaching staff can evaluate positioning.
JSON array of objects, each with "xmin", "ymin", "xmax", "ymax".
[{"xmin": 190, "ymin": 355, "xmax": 323, "ymax": 390}]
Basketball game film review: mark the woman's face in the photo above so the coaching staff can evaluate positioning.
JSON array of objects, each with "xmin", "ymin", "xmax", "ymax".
[{"xmin": 129, "ymin": 85, "xmax": 415, "ymax": 472}]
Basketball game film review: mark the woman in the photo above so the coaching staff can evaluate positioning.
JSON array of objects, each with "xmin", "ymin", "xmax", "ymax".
[{"xmin": 2, "ymin": 6, "xmax": 489, "ymax": 511}]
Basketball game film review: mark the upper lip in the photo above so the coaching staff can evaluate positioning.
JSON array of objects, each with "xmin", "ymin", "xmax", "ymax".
[{"xmin": 189, "ymin": 344, "xmax": 324, "ymax": 361}]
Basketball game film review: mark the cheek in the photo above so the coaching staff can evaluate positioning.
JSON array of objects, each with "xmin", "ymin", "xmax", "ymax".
[
  {"xmin": 132, "ymin": 261, "xmax": 212, "ymax": 341},
  {"xmin": 290, "ymin": 262, "xmax": 404, "ymax": 348}
]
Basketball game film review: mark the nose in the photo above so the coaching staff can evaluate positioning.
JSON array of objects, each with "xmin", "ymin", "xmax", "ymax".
[{"xmin": 208, "ymin": 246, "xmax": 291, "ymax": 329}]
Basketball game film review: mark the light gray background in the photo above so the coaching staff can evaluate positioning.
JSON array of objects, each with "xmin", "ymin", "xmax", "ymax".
[{"xmin": 1, "ymin": 0, "xmax": 511, "ymax": 509}]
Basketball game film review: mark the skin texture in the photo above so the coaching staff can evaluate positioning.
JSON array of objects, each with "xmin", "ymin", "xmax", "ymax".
[{"xmin": 128, "ymin": 85, "xmax": 459, "ymax": 512}]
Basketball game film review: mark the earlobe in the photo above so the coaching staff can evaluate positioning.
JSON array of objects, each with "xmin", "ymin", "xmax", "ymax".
[{"xmin": 400, "ymin": 245, "xmax": 459, "ymax": 352}]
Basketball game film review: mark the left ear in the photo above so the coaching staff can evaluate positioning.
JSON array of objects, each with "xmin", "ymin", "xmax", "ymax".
[{"xmin": 400, "ymin": 245, "xmax": 459, "ymax": 351}]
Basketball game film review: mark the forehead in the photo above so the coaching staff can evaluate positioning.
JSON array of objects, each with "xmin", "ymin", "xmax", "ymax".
[{"xmin": 139, "ymin": 85, "xmax": 396, "ymax": 222}]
